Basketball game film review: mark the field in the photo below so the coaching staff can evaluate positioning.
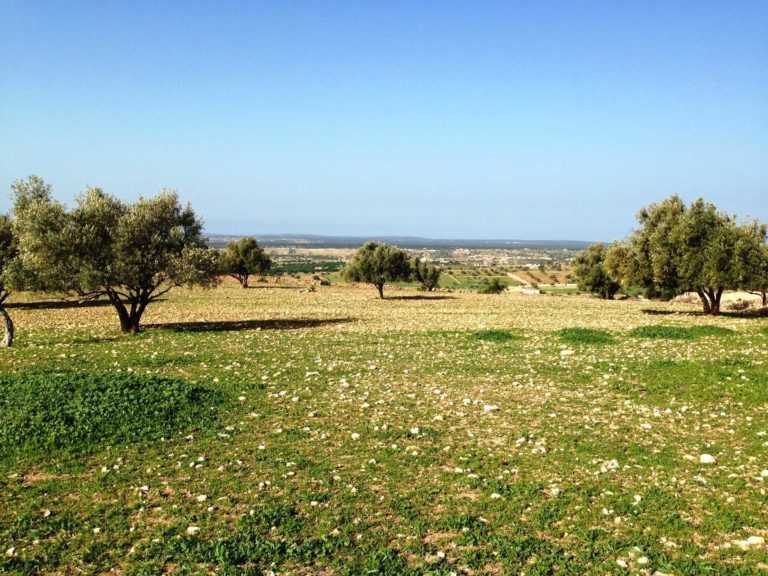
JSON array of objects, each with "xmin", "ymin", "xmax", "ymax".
[{"xmin": 2, "ymin": 281, "xmax": 768, "ymax": 575}]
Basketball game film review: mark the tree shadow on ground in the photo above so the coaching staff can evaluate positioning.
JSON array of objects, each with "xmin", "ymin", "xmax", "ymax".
[
  {"xmin": 7, "ymin": 299, "xmax": 114, "ymax": 310},
  {"xmin": 245, "ymin": 284, "xmax": 307, "ymax": 290},
  {"xmin": 144, "ymin": 317, "xmax": 354, "ymax": 333},
  {"xmin": 640, "ymin": 309, "xmax": 679, "ymax": 316},
  {"xmin": 385, "ymin": 295, "xmax": 456, "ymax": 301},
  {"xmin": 7, "ymin": 298, "xmax": 167, "ymax": 310},
  {"xmin": 641, "ymin": 307, "xmax": 768, "ymax": 319}
]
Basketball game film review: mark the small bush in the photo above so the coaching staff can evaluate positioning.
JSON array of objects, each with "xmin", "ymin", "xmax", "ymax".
[
  {"xmin": 478, "ymin": 278, "xmax": 507, "ymax": 294},
  {"xmin": 630, "ymin": 325, "xmax": 734, "ymax": 340},
  {"xmin": 0, "ymin": 372, "xmax": 222, "ymax": 458},
  {"xmin": 474, "ymin": 330, "xmax": 522, "ymax": 343},
  {"xmin": 557, "ymin": 328, "xmax": 614, "ymax": 345}
]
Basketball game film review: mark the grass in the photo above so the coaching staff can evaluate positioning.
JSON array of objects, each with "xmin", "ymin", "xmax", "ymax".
[
  {"xmin": 0, "ymin": 372, "xmax": 222, "ymax": 462},
  {"xmin": 1, "ymin": 280, "xmax": 767, "ymax": 574},
  {"xmin": 556, "ymin": 327, "xmax": 614, "ymax": 344},
  {"xmin": 473, "ymin": 329, "xmax": 522, "ymax": 343},
  {"xmin": 630, "ymin": 324, "xmax": 735, "ymax": 340}
]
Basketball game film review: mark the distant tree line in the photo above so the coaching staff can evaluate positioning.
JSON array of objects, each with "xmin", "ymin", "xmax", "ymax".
[{"xmin": 574, "ymin": 195, "xmax": 768, "ymax": 315}]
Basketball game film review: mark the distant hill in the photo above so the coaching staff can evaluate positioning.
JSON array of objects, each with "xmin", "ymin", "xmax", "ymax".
[{"xmin": 206, "ymin": 233, "xmax": 592, "ymax": 251}]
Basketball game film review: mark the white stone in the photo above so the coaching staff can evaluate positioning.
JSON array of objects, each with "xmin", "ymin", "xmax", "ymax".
[{"xmin": 699, "ymin": 454, "xmax": 716, "ymax": 464}]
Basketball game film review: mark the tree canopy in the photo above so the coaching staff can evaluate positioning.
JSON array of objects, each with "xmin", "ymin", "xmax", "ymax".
[
  {"xmin": 0, "ymin": 214, "xmax": 18, "ymax": 347},
  {"xmin": 342, "ymin": 241, "xmax": 411, "ymax": 298},
  {"xmin": 412, "ymin": 258, "xmax": 441, "ymax": 292},
  {"xmin": 11, "ymin": 177, "xmax": 219, "ymax": 332},
  {"xmin": 221, "ymin": 237, "xmax": 272, "ymax": 288},
  {"xmin": 573, "ymin": 243, "xmax": 621, "ymax": 299},
  {"xmin": 606, "ymin": 195, "xmax": 768, "ymax": 315}
]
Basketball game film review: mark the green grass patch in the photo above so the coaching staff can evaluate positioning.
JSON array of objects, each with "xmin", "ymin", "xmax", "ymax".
[
  {"xmin": 556, "ymin": 327, "xmax": 614, "ymax": 345},
  {"xmin": 615, "ymin": 358, "xmax": 768, "ymax": 404},
  {"xmin": 0, "ymin": 372, "xmax": 222, "ymax": 459},
  {"xmin": 474, "ymin": 329, "xmax": 522, "ymax": 343},
  {"xmin": 688, "ymin": 325, "xmax": 735, "ymax": 338},
  {"xmin": 630, "ymin": 324, "xmax": 734, "ymax": 340}
]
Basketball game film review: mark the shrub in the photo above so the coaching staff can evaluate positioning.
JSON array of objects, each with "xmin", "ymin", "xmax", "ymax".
[
  {"xmin": 478, "ymin": 278, "xmax": 506, "ymax": 294},
  {"xmin": 0, "ymin": 372, "xmax": 222, "ymax": 458},
  {"xmin": 412, "ymin": 258, "xmax": 442, "ymax": 291}
]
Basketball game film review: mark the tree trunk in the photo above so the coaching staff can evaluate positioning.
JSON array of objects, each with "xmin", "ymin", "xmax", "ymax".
[
  {"xmin": 697, "ymin": 289, "xmax": 711, "ymax": 314},
  {"xmin": 762, "ymin": 289, "xmax": 767, "ymax": 307},
  {"xmin": 108, "ymin": 292, "xmax": 144, "ymax": 333},
  {"xmin": 241, "ymin": 275, "xmax": 249, "ymax": 288},
  {"xmin": 711, "ymin": 288, "xmax": 723, "ymax": 316},
  {"xmin": 701, "ymin": 288, "xmax": 723, "ymax": 316},
  {"xmin": 376, "ymin": 283, "xmax": 384, "ymax": 299},
  {"xmin": 0, "ymin": 306, "xmax": 13, "ymax": 348}
]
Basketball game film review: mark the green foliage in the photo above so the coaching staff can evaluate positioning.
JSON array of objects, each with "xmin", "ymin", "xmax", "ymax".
[
  {"xmin": 606, "ymin": 195, "xmax": 768, "ymax": 314},
  {"xmin": 342, "ymin": 241, "xmax": 412, "ymax": 298},
  {"xmin": 474, "ymin": 329, "xmax": 521, "ymax": 342},
  {"xmin": 0, "ymin": 214, "xmax": 17, "ymax": 301},
  {"xmin": 477, "ymin": 277, "xmax": 506, "ymax": 294},
  {"xmin": 220, "ymin": 237, "xmax": 271, "ymax": 287},
  {"xmin": 630, "ymin": 325, "xmax": 734, "ymax": 340},
  {"xmin": 412, "ymin": 258, "xmax": 442, "ymax": 291},
  {"xmin": 10, "ymin": 177, "xmax": 219, "ymax": 332},
  {"xmin": 630, "ymin": 325, "xmax": 697, "ymax": 340},
  {"xmin": 573, "ymin": 243, "xmax": 620, "ymax": 299},
  {"xmin": 556, "ymin": 327, "xmax": 614, "ymax": 344},
  {"xmin": 0, "ymin": 372, "xmax": 221, "ymax": 459},
  {"xmin": 0, "ymin": 214, "xmax": 19, "ymax": 346}
]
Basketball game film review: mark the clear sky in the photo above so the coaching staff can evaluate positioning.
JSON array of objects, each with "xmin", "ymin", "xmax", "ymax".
[{"xmin": 1, "ymin": 1, "xmax": 766, "ymax": 240}]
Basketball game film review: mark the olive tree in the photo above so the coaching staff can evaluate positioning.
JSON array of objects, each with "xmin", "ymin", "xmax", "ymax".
[
  {"xmin": 343, "ymin": 241, "xmax": 411, "ymax": 298},
  {"xmin": 12, "ymin": 177, "xmax": 219, "ymax": 333},
  {"xmin": 573, "ymin": 243, "xmax": 620, "ymax": 299},
  {"xmin": 412, "ymin": 258, "xmax": 441, "ymax": 291},
  {"xmin": 606, "ymin": 195, "xmax": 767, "ymax": 315},
  {"xmin": 737, "ymin": 222, "xmax": 768, "ymax": 307},
  {"xmin": 221, "ymin": 237, "xmax": 271, "ymax": 288},
  {"xmin": 0, "ymin": 215, "xmax": 18, "ymax": 347}
]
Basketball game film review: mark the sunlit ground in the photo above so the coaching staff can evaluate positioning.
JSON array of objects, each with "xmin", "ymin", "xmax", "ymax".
[{"xmin": 2, "ymin": 280, "xmax": 768, "ymax": 574}]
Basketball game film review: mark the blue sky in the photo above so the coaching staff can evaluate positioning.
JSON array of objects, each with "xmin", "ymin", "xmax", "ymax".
[{"xmin": 1, "ymin": 1, "xmax": 766, "ymax": 240}]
